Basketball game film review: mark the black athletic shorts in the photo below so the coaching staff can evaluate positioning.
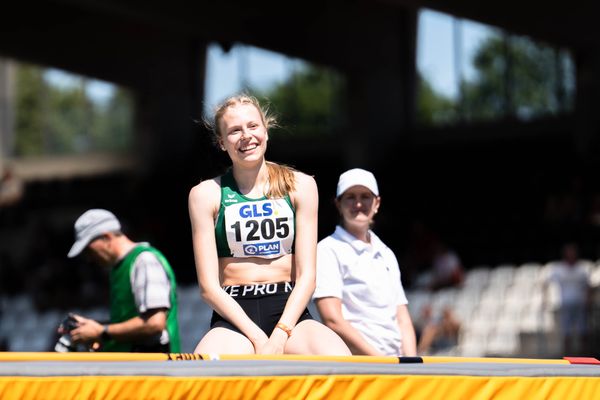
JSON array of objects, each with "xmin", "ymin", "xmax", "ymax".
[{"xmin": 210, "ymin": 281, "xmax": 313, "ymax": 335}]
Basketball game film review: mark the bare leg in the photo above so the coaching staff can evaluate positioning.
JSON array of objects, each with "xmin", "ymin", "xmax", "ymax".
[
  {"xmin": 194, "ymin": 327, "xmax": 255, "ymax": 354},
  {"xmin": 284, "ymin": 320, "xmax": 351, "ymax": 356}
]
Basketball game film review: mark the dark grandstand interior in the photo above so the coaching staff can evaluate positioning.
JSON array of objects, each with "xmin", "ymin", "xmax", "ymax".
[{"xmin": 1, "ymin": 0, "xmax": 600, "ymax": 356}]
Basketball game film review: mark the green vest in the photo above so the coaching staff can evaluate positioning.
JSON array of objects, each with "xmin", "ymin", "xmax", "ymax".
[{"xmin": 103, "ymin": 244, "xmax": 181, "ymax": 352}]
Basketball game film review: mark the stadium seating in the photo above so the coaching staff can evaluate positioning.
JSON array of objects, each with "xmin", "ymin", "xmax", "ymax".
[
  {"xmin": 1, "ymin": 260, "xmax": 599, "ymax": 356},
  {"xmin": 408, "ymin": 258, "xmax": 600, "ymax": 357}
]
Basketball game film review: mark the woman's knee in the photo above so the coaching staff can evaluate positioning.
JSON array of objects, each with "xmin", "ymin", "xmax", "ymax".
[
  {"xmin": 287, "ymin": 320, "xmax": 351, "ymax": 355},
  {"xmin": 195, "ymin": 327, "xmax": 255, "ymax": 354}
]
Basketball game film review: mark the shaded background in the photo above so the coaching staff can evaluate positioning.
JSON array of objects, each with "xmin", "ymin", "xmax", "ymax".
[{"xmin": 1, "ymin": 0, "xmax": 600, "ymax": 354}]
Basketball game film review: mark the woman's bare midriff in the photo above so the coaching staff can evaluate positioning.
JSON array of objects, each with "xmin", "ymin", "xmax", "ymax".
[{"xmin": 219, "ymin": 254, "xmax": 295, "ymax": 286}]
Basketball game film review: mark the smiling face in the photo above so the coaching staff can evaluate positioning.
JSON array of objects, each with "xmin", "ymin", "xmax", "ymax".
[
  {"xmin": 218, "ymin": 102, "xmax": 268, "ymax": 165},
  {"xmin": 336, "ymin": 185, "xmax": 380, "ymax": 234}
]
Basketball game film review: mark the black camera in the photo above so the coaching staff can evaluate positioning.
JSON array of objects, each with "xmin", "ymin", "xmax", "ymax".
[{"xmin": 54, "ymin": 313, "xmax": 91, "ymax": 352}]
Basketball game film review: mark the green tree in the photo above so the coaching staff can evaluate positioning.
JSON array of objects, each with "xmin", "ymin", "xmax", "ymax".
[
  {"xmin": 462, "ymin": 35, "xmax": 572, "ymax": 121},
  {"xmin": 91, "ymin": 87, "xmax": 134, "ymax": 152},
  {"xmin": 13, "ymin": 63, "xmax": 133, "ymax": 157},
  {"xmin": 256, "ymin": 64, "xmax": 346, "ymax": 137},
  {"xmin": 14, "ymin": 65, "xmax": 47, "ymax": 156},
  {"xmin": 416, "ymin": 74, "xmax": 457, "ymax": 125},
  {"xmin": 416, "ymin": 34, "xmax": 574, "ymax": 126},
  {"xmin": 45, "ymin": 80, "xmax": 91, "ymax": 154}
]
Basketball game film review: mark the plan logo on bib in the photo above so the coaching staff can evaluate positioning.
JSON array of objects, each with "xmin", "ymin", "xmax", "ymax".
[{"xmin": 243, "ymin": 241, "xmax": 280, "ymax": 256}]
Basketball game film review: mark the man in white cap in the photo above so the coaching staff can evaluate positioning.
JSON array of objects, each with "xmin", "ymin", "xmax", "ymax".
[
  {"xmin": 63, "ymin": 208, "xmax": 181, "ymax": 353},
  {"xmin": 313, "ymin": 168, "xmax": 417, "ymax": 356}
]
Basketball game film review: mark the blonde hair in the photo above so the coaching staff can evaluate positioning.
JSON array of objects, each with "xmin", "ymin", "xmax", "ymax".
[
  {"xmin": 265, "ymin": 161, "xmax": 297, "ymax": 198},
  {"xmin": 209, "ymin": 94, "xmax": 276, "ymax": 141},
  {"xmin": 211, "ymin": 94, "xmax": 297, "ymax": 198}
]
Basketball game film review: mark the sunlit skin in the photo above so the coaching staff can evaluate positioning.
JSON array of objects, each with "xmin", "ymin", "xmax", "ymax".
[
  {"xmin": 216, "ymin": 104, "xmax": 290, "ymax": 285},
  {"xmin": 188, "ymin": 97, "xmax": 351, "ymax": 356},
  {"xmin": 218, "ymin": 104, "xmax": 268, "ymax": 167}
]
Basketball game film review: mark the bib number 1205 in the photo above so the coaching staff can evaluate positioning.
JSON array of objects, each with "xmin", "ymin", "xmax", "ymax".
[{"xmin": 231, "ymin": 217, "xmax": 290, "ymax": 242}]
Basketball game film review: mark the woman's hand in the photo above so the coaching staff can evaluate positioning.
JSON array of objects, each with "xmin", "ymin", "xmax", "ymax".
[
  {"xmin": 256, "ymin": 328, "xmax": 288, "ymax": 354},
  {"xmin": 249, "ymin": 331, "xmax": 270, "ymax": 354}
]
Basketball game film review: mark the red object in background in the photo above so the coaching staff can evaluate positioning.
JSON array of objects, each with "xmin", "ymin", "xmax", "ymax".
[{"xmin": 563, "ymin": 357, "xmax": 600, "ymax": 365}]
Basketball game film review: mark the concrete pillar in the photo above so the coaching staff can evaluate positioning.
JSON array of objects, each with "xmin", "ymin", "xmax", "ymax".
[
  {"xmin": 133, "ymin": 39, "xmax": 209, "ymax": 175},
  {"xmin": 342, "ymin": 8, "xmax": 418, "ymax": 169},
  {"xmin": 0, "ymin": 58, "xmax": 16, "ymax": 173},
  {"xmin": 573, "ymin": 49, "xmax": 600, "ymax": 164}
]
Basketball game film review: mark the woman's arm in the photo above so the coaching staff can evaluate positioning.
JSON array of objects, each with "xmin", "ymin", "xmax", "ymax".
[
  {"xmin": 396, "ymin": 304, "xmax": 417, "ymax": 356},
  {"xmin": 315, "ymin": 297, "xmax": 383, "ymax": 355},
  {"xmin": 260, "ymin": 172, "xmax": 319, "ymax": 353},
  {"xmin": 188, "ymin": 181, "xmax": 268, "ymax": 348}
]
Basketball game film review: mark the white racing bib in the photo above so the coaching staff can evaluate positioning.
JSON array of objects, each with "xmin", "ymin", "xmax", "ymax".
[{"xmin": 224, "ymin": 198, "xmax": 295, "ymax": 258}]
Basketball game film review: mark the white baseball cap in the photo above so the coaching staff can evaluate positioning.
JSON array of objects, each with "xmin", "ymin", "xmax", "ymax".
[
  {"xmin": 67, "ymin": 209, "xmax": 121, "ymax": 258},
  {"xmin": 336, "ymin": 168, "xmax": 379, "ymax": 197}
]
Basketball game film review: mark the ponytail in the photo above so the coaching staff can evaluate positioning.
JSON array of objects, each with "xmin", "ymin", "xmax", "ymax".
[{"xmin": 266, "ymin": 161, "xmax": 297, "ymax": 198}]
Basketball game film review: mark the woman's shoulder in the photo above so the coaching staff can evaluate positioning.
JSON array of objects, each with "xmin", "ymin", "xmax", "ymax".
[
  {"xmin": 292, "ymin": 170, "xmax": 317, "ymax": 189},
  {"xmin": 189, "ymin": 176, "xmax": 222, "ymax": 202},
  {"xmin": 288, "ymin": 170, "xmax": 318, "ymax": 207}
]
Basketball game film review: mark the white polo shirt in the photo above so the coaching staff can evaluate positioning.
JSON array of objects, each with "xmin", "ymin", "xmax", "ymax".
[{"xmin": 313, "ymin": 225, "xmax": 408, "ymax": 356}]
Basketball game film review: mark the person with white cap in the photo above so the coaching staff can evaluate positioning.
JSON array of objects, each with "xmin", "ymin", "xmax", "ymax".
[
  {"xmin": 63, "ymin": 208, "xmax": 181, "ymax": 353},
  {"xmin": 313, "ymin": 168, "xmax": 417, "ymax": 356}
]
